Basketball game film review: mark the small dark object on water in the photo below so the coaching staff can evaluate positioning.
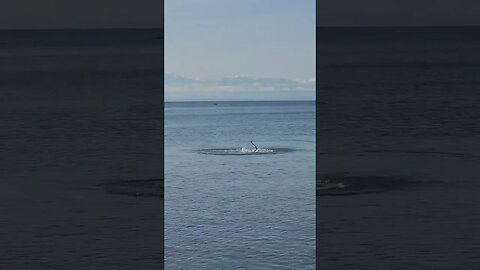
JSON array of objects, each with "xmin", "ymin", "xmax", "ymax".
[{"xmin": 251, "ymin": 140, "xmax": 258, "ymax": 150}]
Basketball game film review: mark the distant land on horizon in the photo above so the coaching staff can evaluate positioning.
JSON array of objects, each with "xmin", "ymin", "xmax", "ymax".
[
  {"xmin": 165, "ymin": 99, "xmax": 315, "ymax": 103},
  {"xmin": 5, "ymin": 25, "xmax": 480, "ymax": 31}
]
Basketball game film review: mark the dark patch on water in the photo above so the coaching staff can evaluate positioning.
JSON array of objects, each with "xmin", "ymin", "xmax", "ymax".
[
  {"xmin": 317, "ymin": 175, "xmax": 423, "ymax": 196},
  {"xmin": 197, "ymin": 147, "xmax": 294, "ymax": 156},
  {"xmin": 365, "ymin": 150, "xmax": 478, "ymax": 159},
  {"xmin": 100, "ymin": 179, "xmax": 163, "ymax": 197}
]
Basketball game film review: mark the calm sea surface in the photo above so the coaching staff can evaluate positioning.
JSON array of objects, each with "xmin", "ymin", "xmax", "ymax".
[
  {"xmin": 318, "ymin": 27, "xmax": 480, "ymax": 269},
  {"xmin": 165, "ymin": 101, "xmax": 316, "ymax": 269},
  {"xmin": 0, "ymin": 29, "xmax": 163, "ymax": 269},
  {"xmin": 5, "ymin": 26, "xmax": 478, "ymax": 269}
]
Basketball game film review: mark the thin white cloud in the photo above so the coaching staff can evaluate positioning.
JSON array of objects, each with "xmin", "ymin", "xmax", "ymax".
[{"xmin": 165, "ymin": 73, "xmax": 315, "ymax": 101}]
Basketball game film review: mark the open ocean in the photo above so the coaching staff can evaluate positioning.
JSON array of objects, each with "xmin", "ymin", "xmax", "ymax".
[
  {"xmin": 4, "ymin": 26, "xmax": 478, "ymax": 269},
  {"xmin": 317, "ymin": 27, "xmax": 480, "ymax": 269},
  {"xmin": 0, "ymin": 29, "xmax": 163, "ymax": 269},
  {"xmin": 165, "ymin": 101, "xmax": 316, "ymax": 269}
]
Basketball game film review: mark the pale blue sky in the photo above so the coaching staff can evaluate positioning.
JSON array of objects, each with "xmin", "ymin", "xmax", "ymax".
[{"xmin": 165, "ymin": 0, "xmax": 315, "ymax": 101}]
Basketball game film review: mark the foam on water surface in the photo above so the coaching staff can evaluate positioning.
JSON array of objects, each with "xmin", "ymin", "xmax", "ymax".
[
  {"xmin": 317, "ymin": 175, "xmax": 418, "ymax": 196},
  {"xmin": 197, "ymin": 147, "xmax": 294, "ymax": 155}
]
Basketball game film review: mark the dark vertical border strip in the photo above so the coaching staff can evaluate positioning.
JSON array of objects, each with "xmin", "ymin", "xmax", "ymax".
[
  {"xmin": 160, "ymin": 2, "xmax": 165, "ymax": 268},
  {"xmin": 315, "ymin": 1, "xmax": 320, "ymax": 269},
  {"xmin": 315, "ymin": 27, "xmax": 320, "ymax": 269}
]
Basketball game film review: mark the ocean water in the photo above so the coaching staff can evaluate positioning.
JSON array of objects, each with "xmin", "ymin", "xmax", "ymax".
[
  {"xmin": 317, "ymin": 27, "xmax": 480, "ymax": 269},
  {"xmin": 165, "ymin": 101, "xmax": 316, "ymax": 269},
  {"xmin": 0, "ymin": 29, "xmax": 163, "ymax": 269}
]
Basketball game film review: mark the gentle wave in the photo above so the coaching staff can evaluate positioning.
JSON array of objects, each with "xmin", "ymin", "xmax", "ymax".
[
  {"xmin": 100, "ymin": 179, "xmax": 163, "ymax": 197},
  {"xmin": 318, "ymin": 175, "xmax": 417, "ymax": 196}
]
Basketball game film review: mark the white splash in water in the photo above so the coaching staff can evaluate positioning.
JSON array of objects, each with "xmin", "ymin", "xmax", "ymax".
[
  {"xmin": 198, "ymin": 147, "xmax": 289, "ymax": 155},
  {"xmin": 240, "ymin": 147, "xmax": 274, "ymax": 154},
  {"xmin": 318, "ymin": 179, "xmax": 346, "ymax": 190}
]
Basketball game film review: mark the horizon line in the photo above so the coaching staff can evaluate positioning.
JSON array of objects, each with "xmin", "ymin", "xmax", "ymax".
[
  {"xmin": 317, "ymin": 25, "xmax": 480, "ymax": 28},
  {"xmin": 4, "ymin": 25, "xmax": 480, "ymax": 31},
  {"xmin": 0, "ymin": 27, "xmax": 163, "ymax": 31},
  {"xmin": 165, "ymin": 99, "xmax": 315, "ymax": 103}
]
